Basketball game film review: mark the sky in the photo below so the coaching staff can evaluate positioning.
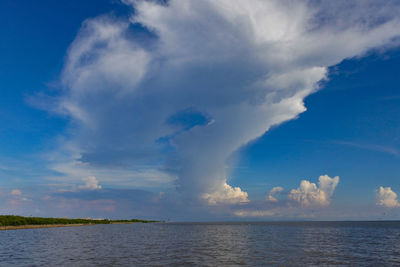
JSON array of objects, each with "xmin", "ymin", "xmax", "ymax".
[{"xmin": 1, "ymin": 0, "xmax": 400, "ymax": 221}]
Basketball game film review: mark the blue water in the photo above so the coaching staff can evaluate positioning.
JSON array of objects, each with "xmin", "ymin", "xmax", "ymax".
[{"xmin": 1, "ymin": 221, "xmax": 400, "ymax": 266}]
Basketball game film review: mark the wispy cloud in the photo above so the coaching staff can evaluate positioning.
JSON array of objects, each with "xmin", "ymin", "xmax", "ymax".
[
  {"xmin": 378, "ymin": 95, "xmax": 400, "ymax": 101},
  {"xmin": 333, "ymin": 140, "xmax": 400, "ymax": 157}
]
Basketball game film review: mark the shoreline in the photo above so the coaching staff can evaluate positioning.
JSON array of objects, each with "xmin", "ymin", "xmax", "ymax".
[
  {"xmin": 0, "ymin": 215, "xmax": 158, "ymax": 230},
  {"xmin": 0, "ymin": 224, "xmax": 93, "ymax": 230},
  {"xmin": 0, "ymin": 222, "xmax": 142, "ymax": 230}
]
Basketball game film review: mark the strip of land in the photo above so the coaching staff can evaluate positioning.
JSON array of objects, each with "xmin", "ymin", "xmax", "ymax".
[
  {"xmin": 0, "ymin": 224, "xmax": 89, "ymax": 230},
  {"xmin": 0, "ymin": 215, "xmax": 158, "ymax": 230}
]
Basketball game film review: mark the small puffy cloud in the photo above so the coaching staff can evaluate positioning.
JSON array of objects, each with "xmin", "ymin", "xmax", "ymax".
[
  {"xmin": 79, "ymin": 176, "xmax": 102, "ymax": 190},
  {"xmin": 10, "ymin": 189, "xmax": 22, "ymax": 196},
  {"xmin": 202, "ymin": 180, "xmax": 249, "ymax": 205},
  {"xmin": 289, "ymin": 175, "xmax": 339, "ymax": 207},
  {"xmin": 376, "ymin": 186, "xmax": 400, "ymax": 208},
  {"xmin": 267, "ymin": 186, "xmax": 284, "ymax": 202}
]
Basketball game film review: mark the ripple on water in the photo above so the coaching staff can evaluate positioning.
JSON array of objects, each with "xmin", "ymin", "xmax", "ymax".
[{"xmin": 1, "ymin": 221, "xmax": 400, "ymax": 266}]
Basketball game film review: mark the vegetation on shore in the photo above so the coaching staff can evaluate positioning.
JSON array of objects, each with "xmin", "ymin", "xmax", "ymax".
[{"xmin": 0, "ymin": 215, "xmax": 158, "ymax": 227}]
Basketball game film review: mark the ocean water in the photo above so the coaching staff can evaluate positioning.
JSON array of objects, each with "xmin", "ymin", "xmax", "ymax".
[{"xmin": 1, "ymin": 221, "xmax": 400, "ymax": 266}]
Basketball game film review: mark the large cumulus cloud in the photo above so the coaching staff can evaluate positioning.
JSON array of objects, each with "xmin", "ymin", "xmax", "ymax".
[{"xmin": 50, "ymin": 0, "xmax": 400, "ymax": 206}]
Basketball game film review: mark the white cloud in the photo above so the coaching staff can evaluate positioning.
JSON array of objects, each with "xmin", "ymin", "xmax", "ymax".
[
  {"xmin": 45, "ymin": 143, "xmax": 176, "ymax": 188},
  {"xmin": 267, "ymin": 186, "xmax": 284, "ymax": 202},
  {"xmin": 79, "ymin": 176, "xmax": 102, "ymax": 190},
  {"xmin": 41, "ymin": 0, "xmax": 400, "ymax": 205},
  {"xmin": 289, "ymin": 175, "xmax": 339, "ymax": 207},
  {"xmin": 202, "ymin": 180, "xmax": 249, "ymax": 205},
  {"xmin": 376, "ymin": 186, "xmax": 400, "ymax": 208},
  {"xmin": 333, "ymin": 141, "xmax": 400, "ymax": 157},
  {"xmin": 10, "ymin": 189, "xmax": 22, "ymax": 196}
]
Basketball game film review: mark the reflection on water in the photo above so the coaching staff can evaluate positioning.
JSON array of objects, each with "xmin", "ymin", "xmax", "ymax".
[{"xmin": 1, "ymin": 221, "xmax": 400, "ymax": 266}]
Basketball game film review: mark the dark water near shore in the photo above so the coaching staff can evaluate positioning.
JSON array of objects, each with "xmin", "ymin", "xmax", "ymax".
[{"xmin": 1, "ymin": 221, "xmax": 400, "ymax": 266}]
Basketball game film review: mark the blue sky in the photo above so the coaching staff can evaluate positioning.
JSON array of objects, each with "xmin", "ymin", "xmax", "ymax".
[
  {"xmin": 1, "ymin": 0, "xmax": 400, "ymax": 221},
  {"xmin": 234, "ymin": 52, "xmax": 400, "ymax": 201}
]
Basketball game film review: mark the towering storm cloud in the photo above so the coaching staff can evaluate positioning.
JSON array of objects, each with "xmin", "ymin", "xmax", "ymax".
[{"xmin": 55, "ymin": 0, "xmax": 400, "ymax": 205}]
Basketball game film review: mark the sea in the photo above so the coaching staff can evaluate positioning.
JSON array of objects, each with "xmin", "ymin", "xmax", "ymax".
[{"xmin": 1, "ymin": 221, "xmax": 400, "ymax": 266}]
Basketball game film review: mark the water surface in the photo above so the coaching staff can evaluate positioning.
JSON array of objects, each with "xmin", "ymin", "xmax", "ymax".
[{"xmin": 1, "ymin": 221, "xmax": 400, "ymax": 266}]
